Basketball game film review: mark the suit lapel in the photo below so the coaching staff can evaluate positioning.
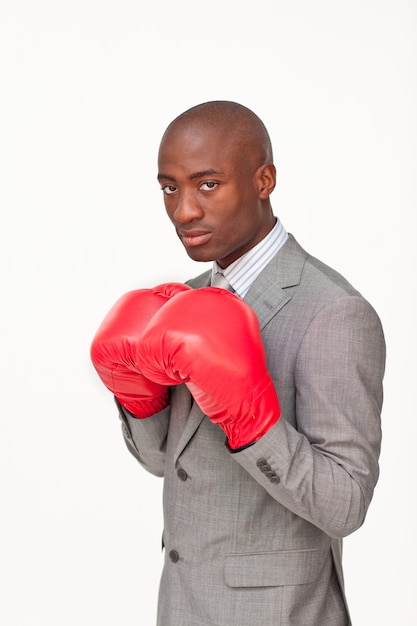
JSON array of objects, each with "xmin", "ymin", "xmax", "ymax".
[
  {"xmin": 244, "ymin": 234, "xmax": 306, "ymax": 328},
  {"xmin": 173, "ymin": 398, "xmax": 206, "ymax": 463}
]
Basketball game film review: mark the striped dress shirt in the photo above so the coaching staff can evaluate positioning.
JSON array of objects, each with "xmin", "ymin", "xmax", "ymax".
[{"xmin": 211, "ymin": 217, "xmax": 288, "ymax": 299}]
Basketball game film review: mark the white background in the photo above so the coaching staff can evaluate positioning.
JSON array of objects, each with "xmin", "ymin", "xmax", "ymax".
[{"xmin": 1, "ymin": 1, "xmax": 416, "ymax": 624}]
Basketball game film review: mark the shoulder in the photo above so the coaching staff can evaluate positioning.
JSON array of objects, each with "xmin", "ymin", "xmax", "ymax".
[
  {"xmin": 285, "ymin": 234, "xmax": 360, "ymax": 298},
  {"xmin": 257, "ymin": 235, "xmax": 384, "ymax": 336}
]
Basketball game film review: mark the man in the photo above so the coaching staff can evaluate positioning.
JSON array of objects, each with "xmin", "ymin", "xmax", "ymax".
[{"xmin": 90, "ymin": 101, "xmax": 386, "ymax": 625}]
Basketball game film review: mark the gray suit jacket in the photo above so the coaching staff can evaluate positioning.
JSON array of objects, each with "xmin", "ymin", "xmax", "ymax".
[{"xmin": 117, "ymin": 234, "xmax": 385, "ymax": 625}]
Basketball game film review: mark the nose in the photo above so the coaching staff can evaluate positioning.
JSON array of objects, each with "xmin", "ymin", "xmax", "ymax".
[{"xmin": 171, "ymin": 189, "xmax": 204, "ymax": 224}]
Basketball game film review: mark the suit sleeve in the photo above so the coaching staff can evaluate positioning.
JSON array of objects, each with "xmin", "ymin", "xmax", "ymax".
[
  {"xmin": 232, "ymin": 296, "xmax": 385, "ymax": 539},
  {"xmin": 115, "ymin": 397, "xmax": 169, "ymax": 477}
]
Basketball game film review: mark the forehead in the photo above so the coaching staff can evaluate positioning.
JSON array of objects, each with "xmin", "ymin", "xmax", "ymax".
[{"xmin": 158, "ymin": 126, "xmax": 239, "ymax": 174}]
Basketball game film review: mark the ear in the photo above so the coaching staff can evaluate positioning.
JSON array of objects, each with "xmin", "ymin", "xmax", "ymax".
[{"xmin": 255, "ymin": 163, "xmax": 276, "ymax": 199}]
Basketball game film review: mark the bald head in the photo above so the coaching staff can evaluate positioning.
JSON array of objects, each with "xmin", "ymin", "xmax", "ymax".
[
  {"xmin": 157, "ymin": 100, "xmax": 277, "ymax": 267},
  {"xmin": 160, "ymin": 101, "xmax": 273, "ymax": 169}
]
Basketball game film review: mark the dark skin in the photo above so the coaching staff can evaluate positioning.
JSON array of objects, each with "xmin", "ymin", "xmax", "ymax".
[{"xmin": 157, "ymin": 107, "xmax": 277, "ymax": 269}]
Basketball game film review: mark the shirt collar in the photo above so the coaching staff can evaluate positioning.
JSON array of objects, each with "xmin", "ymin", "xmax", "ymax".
[{"xmin": 211, "ymin": 217, "xmax": 288, "ymax": 298}]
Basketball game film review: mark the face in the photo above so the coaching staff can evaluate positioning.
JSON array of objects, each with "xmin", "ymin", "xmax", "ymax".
[{"xmin": 157, "ymin": 127, "xmax": 275, "ymax": 268}]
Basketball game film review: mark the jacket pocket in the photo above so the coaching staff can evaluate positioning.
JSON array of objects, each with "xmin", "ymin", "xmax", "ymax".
[{"xmin": 224, "ymin": 548, "xmax": 324, "ymax": 587}]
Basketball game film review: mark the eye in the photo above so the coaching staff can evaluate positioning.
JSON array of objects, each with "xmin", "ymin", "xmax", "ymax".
[
  {"xmin": 161, "ymin": 185, "xmax": 177, "ymax": 196},
  {"xmin": 200, "ymin": 181, "xmax": 218, "ymax": 191}
]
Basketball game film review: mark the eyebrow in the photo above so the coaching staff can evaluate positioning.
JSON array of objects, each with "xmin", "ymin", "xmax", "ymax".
[
  {"xmin": 157, "ymin": 168, "xmax": 226, "ymax": 183},
  {"xmin": 189, "ymin": 169, "xmax": 226, "ymax": 180}
]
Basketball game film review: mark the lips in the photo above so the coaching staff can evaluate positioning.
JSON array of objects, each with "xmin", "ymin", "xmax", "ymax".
[{"xmin": 178, "ymin": 229, "xmax": 212, "ymax": 248}]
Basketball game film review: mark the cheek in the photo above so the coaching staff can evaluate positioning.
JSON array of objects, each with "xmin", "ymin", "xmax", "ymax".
[{"xmin": 163, "ymin": 200, "xmax": 175, "ymax": 222}]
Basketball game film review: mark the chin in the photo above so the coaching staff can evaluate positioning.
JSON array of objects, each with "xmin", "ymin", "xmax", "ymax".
[{"xmin": 184, "ymin": 247, "xmax": 216, "ymax": 264}]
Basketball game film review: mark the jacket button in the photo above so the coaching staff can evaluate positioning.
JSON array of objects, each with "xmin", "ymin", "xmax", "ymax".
[
  {"xmin": 258, "ymin": 462, "xmax": 272, "ymax": 473},
  {"xmin": 169, "ymin": 550, "xmax": 180, "ymax": 563},
  {"xmin": 256, "ymin": 458, "xmax": 268, "ymax": 469},
  {"xmin": 177, "ymin": 468, "xmax": 188, "ymax": 481},
  {"xmin": 265, "ymin": 471, "xmax": 280, "ymax": 483}
]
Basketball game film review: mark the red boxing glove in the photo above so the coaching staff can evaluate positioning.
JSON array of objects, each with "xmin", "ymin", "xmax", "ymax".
[
  {"xmin": 137, "ymin": 288, "xmax": 280, "ymax": 449},
  {"xmin": 90, "ymin": 282, "xmax": 191, "ymax": 417}
]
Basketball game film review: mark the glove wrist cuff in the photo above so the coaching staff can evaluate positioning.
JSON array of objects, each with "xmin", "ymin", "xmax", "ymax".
[{"xmin": 117, "ymin": 388, "xmax": 170, "ymax": 419}]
